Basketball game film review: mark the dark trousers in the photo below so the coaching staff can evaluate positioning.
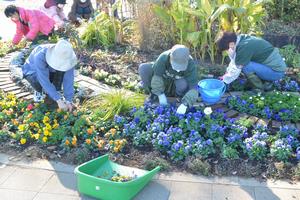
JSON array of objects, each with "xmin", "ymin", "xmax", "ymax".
[{"xmin": 24, "ymin": 71, "xmax": 65, "ymax": 103}]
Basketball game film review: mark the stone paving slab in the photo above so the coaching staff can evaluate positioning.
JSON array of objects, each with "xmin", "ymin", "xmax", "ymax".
[
  {"xmin": 0, "ymin": 168, "xmax": 54, "ymax": 191},
  {"xmin": 169, "ymin": 182, "xmax": 212, "ymax": 200},
  {"xmin": 40, "ymin": 172, "xmax": 79, "ymax": 196},
  {"xmin": 0, "ymin": 165, "xmax": 16, "ymax": 185},
  {"xmin": 212, "ymin": 185, "xmax": 255, "ymax": 200},
  {"xmin": 0, "ymin": 188, "xmax": 37, "ymax": 200}
]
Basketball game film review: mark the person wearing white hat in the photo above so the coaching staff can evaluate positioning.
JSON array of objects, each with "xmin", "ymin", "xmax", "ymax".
[
  {"xmin": 138, "ymin": 44, "xmax": 199, "ymax": 114},
  {"xmin": 22, "ymin": 39, "xmax": 77, "ymax": 111}
]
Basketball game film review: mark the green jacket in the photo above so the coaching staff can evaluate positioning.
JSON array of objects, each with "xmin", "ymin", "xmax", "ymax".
[
  {"xmin": 151, "ymin": 50, "xmax": 198, "ymax": 106},
  {"xmin": 236, "ymin": 35, "xmax": 286, "ymax": 71}
]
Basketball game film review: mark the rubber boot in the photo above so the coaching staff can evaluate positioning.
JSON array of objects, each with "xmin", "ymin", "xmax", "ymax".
[
  {"xmin": 245, "ymin": 73, "xmax": 264, "ymax": 94},
  {"xmin": 263, "ymin": 81, "xmax": 273, "ymax": 91}
]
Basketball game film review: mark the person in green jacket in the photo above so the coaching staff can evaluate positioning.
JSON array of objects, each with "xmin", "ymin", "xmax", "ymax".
[
  {"xmin": 138, "ymin": 44, "xmax": 198, "ymax": 114},
  {"xmin": 216, "ymin": 32, "xmax": 286, "ymax": 91}
]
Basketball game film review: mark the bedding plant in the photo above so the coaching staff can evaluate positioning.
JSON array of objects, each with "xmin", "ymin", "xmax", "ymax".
[{"xmin": 226, "ymin": 91, "xmax": 300, "ymax": 122}]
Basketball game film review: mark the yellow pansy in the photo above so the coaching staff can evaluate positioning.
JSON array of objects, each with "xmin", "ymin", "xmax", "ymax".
[
  {"xmin": 20, "ymin": 138, "xmax": 26, "ymax": 145},
  {"xmin": 42, "ymin": 137, "xmax": 48, "ymax": 143},
  {"xmin": 18, "ymin": 124, "xmax": 26, "ymax": 132}
]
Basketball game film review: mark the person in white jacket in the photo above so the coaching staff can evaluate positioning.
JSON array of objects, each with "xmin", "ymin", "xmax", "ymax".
[{"xmin": 41, "ymin": 0, "xmax": 67, "ymax": 29}]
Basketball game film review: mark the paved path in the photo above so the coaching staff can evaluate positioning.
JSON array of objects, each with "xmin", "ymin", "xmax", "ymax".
[{"xmin": 0, "ymin": 153, "xmax": 300, "ymax": 200}]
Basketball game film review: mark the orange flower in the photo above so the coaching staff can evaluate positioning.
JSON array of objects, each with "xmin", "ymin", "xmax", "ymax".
[
  {"xmin": 100, "ymin": 127, "xmax": 105, "ymax": 131},
  {"xmin": 64, "ymin": 115, "xmax": 68, "ymax": 120},
  {"xmin": 65, "ymin": 139, "xmax": 70, "ymax": 146},
  {"xmin": 110, "ymin": 128, "xmax": 117, "ymax": 135},
  {"xmin": 27, "ymin": 113, "xmax": 32, "ymax": 118},
  {"xmin": 87, "ymin": 128, "xmax": 93, "ymax": 135},
  {"xmin": 73, "ymin": 111, "xmax": 78, "ymax": 116},
  {"xmin": 85, "ymin": 139, "xmax": 91, "ymax": 145},
  {"xmin": 71, "ymin": 136, "xmax": 77, "ymax": 146},
  {"xmin": 97, "ymin": 143, "xmax": 103, "ymax": 149}
]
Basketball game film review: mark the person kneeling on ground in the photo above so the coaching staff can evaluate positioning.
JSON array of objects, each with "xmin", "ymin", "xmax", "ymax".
[
  {"xmin": 216, "ymin": 32, "xmax": 287, "ymax": 91},
  {"xmin": 41, "ymin": 0, "xmax": 67, "ymax": 29},
  {"xmin": 4, "ymin": 5, "xmax": 55, "ymax": 46},
  {"xmin": 22, "ymin": 40, "xmax": 77, "ymax": 111},
  {"xmin": 139, "ymin": 44, "xmax": 199, "ymax": 114},
  {"xmin": 68, "ymin": 0, "xmax": 94, "ymax": 24}
]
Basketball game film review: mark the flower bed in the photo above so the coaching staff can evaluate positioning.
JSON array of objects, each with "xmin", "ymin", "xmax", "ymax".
[
  {"xmin": 226, "ymin": 91, "xmax": 300, "ymax": 122},
  {"xmin": 112, "ymin": 102, "xmax": 300, "ymax": 164},
  {"xmin": 0, "ymin": 92, "xmax": 127, "ymax": 154}
]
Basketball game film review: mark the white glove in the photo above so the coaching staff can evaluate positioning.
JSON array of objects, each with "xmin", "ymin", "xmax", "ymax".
[
  {"xmin": 66, "ymin": 101, "xmax": 74, "ymax": 112},
  {"xmin": 158, "ymin": 93, "xmax": 168, "ymax": 105},
  {"xmin": 56, "ymin": 99, "xmax": 68, "ymax": 111},
  {"xmin": 176, "ymin": 104, "xmax": 187, "ymax": 114}
]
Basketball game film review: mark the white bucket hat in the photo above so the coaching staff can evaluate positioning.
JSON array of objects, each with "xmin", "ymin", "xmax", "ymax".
[{"xmin": 46, "ymin": 40, "xmax": 77, "ymax": 72}]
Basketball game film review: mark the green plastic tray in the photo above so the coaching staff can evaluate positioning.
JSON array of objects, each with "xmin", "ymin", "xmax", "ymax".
[{"xmin": 74, "ymin": 154, "xmax": 160, "ymax": 200}]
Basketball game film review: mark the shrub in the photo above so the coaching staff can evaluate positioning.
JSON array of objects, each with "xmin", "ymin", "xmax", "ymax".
[
  {"xmin": 187, "ymin": 157, "xmax": 211, "ymax": 176},
  {"xmin": 264, "ymin": 0, "xmax": 300, "ymax": 23},
  {"xmin": 279, "ymin": 45, "xmax": 300, "ymax": 68}
]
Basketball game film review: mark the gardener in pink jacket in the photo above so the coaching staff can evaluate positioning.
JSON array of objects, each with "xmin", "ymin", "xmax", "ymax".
[
  {"xmin": 4, "ymin": 5, "xmax": 55, "ymax": 45},
  {"xmin": 41, "ymin": 0, "xmax": 67, "ymax": 29}
]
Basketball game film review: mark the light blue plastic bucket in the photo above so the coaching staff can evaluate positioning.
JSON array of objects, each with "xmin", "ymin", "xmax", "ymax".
[{"xmin": 198, "ymin": 79, "xmax": 226, "ymax": 104}]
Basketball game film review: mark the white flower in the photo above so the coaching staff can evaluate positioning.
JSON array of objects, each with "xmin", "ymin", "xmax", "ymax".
[
  {"xmin": 287, "ymin": 93, "xmax": 290, "ymax": 96},
  {"xmin": 249, "ymin": 97, "xmax": 253, "ymax": 100},
  {"xmin": 279, "ymin": 101, "xmax": 282, "ymax": 104},
  {"xmin": 203, "ymin": 107, "xmax": 213, "ymax": 115},
  {"xmin": 276, "ymin": 92, "xmax": 279, "ymax": 95},
  {"xmin": 298, "ymin": 98, "xmax": 300, "ymax": 101},
  {"xmin": 294, "ymin": 105, "xmax": 297, "ymax": 108},
  {"xmin": 258, "ymin": 93, "xmax": 261, "ymax": 97},
  {"xmin": 260, "ymin": 97, "xmax": 265, "ymax": 100}
]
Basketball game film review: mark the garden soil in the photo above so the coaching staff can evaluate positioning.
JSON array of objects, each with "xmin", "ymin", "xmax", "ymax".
[{"xmin": 1, "ymin": 142, "xmax": 299, "ymax": 182}]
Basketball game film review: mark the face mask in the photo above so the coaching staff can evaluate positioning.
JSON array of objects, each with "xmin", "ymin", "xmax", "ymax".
[
  {"xmin": 80, "ymin": 0, "xmax": 87, "ymax": 3},
  {"xmin": 57, "ymin": 4, "xmax": 64, "ymax": 8}
]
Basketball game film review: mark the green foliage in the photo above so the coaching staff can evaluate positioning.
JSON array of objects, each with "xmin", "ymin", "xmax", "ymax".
[
  {"xmin": 144, "ymin": 157, "xmax": 171, "ymax": 171},
  {"xmin": 187, "ymin": 157, "xmax": 211, "ymax": 176},
  {"xmin": 152, "ymin": 0, "xmax": 267, "ymax": 63},
  {"xmin": 279, "ymin": 45, "xmax": 300, "ymax": 68},
  {"xmin": 227, "ymin": 92, "xmax": 300, "ymax": 122},
  {"xmin": 82, "ymin": 89, "xmax": 145, "ymax": 120},
  {"xmin": 264, "ymin": 0, "xmax": 300, "ymax": 23},
  {"xmin": 81, "ymin": 12, "xmax": 121, "ymax": 48}
]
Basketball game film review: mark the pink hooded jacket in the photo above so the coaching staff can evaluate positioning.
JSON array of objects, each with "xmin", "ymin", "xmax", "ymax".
[
  {"xmin": 12, "ymin": 7, "xmax": 55, "ymax": 45},
  {"xmin": 41, "ymin": 5, "xmax": 66, "ymax": 28}
]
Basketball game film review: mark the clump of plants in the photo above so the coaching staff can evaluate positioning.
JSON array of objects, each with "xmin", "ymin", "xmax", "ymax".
[
  {"xmin": 279, "ymin": 45, "xmax": 300, "ymax": 68},
  {"xmin": 81, "ymin": 12, "xmax": 121, "ymax": 48},
  {"xmin": 273, "ymin": 77, "xmax": 300, "ymax": 92},
  {"xmin": 226, "ymin": 91, "xmax": 300, "ymax": 122},
  {"xmin": 81, "ymin": 89, "xmax": 145, "ymax": 120}
]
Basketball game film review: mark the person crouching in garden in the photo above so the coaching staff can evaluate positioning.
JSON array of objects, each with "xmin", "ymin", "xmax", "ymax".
[
  {"xmin": 41, "ymin": 0, "xmax": 67, "ymax": 29},
  {"xmin": 68, "ymin": 0, "xmax": 94, "ymax": 24},
  {"xmin": 4, "ymin": 5, "xmax": 55, "ymax": 46},
  {"xmin": 22, "ymin": 40, "xmax": 77, "ymax": 112},
  {"xmin": 138, "ymin": 44, "xmax": 199, "ymax": 115},
  {"xmin": 216, "ymin": 32, "xmax": 286, "ymax": 91}
]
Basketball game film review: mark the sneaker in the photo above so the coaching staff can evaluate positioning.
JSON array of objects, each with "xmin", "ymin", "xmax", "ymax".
[{"xmin": 33, "ymin": 91, "xmax": 45, "ymax": 102}]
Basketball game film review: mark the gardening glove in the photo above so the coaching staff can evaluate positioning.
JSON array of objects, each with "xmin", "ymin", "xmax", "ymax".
[
  {"xmin": 158, "ymin": 93, "xmax": 168, "ymax": 105},
  {"xmin": 66, "ymin": 101, "xmax": 74, "ymax": 112},
  {"xmin": 56, "ymin": 99, "xmax": 68, "ymax": 111},
  {"xmin": 176, "ymin": 103, "xmax": 187, "ymax": 115}
]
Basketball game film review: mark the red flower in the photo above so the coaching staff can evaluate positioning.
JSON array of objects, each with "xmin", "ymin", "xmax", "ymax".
[{"xmin": 27, "ymin": 104, "xmax": 34, "ymax": 111}]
